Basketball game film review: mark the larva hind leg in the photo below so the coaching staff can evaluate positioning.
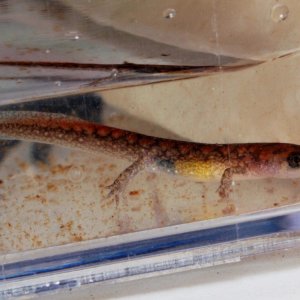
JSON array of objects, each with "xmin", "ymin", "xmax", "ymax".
[
  {"xmin": 104, "ymin": 157, "xmax": 149, "ymax": 205},
  {"xmin": 217, "ymin": 166, "xmax": 246, "ymax": 199}
]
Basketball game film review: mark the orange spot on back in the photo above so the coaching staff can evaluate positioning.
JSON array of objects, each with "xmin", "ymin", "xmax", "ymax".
[
  {"xmin": 38, "ymin": 120, "xmax": 50, "ymax": 128},
  {"xmin": 82, "ymin": 124, "xmax": 95, "ymax": 135},
  {"xmin": 97, "ymin": 126, "xmax": 111, "ymax": 137},
  {"xmin": 201, "ymin": 145, "xmax": 216, "ymax": 155},
  {"xmin": 111, "ymin": 129, "xmax": 125, "ymax": 139},
  {"xmin": 259, "ymin": 150, "xmax": 272, "ymax": 161},
  {"xmin": 58, "ymin": 120, "xmax": 73, "ymax": 130},
  {"xmin": 179, "ymin": 144, "xmax": 192, "ymax": 154},
  {"xmin": 159, "ymin": 140, "xmax": 175, "ymax": 151},
  {"xmin": 127, "ymin": 133, "xmax": 137, "ymax": 144},
  {"xmin": 139, "ymin": 137, "xmax": 155, "ymax": 148},
  {"xmin": 72, "ymin": 122, "xmax": 83, "ymax": 133}
]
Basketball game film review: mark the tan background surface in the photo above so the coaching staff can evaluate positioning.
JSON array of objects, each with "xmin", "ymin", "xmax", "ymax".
[
  {"xmin": 64, "ymin": 0, "xmax": 300, "ymax": 60},
  {"xmin": 102, "ymin": 53, "xmax": 300, "ymax": 144}
]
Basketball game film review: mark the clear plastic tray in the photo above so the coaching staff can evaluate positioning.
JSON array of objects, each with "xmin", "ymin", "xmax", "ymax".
[
  {"xmin": 1, "ymin": 95, "xmax": 300, "ymax": 299},
  {"xmin": 2, "ymin": 1, "xmax": 300, "ymax": 299},
  {"xmin": 2, "ymin": 202, "xmax": 300, "ymax": 298}
]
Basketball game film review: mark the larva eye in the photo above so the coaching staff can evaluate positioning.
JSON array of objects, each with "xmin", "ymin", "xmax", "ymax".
[{"xmin": 287, "ymin": 152, "xmax": 300, "ymax": 168}]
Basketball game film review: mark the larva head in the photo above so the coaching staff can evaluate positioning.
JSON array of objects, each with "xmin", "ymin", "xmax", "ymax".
[
  {"xmin": 248, "ymin": 144, "xmax": 300, "ymax": 179},
  {"xmin": 273, "ymin": 146, "xmax": 300, "ymax": 179},
  {"xmin": 287, "ymin": 152, "xmax": 300, "ymax": 168},
  {"xmin": 285, "ymin": 151, "xmax": 300, "ymax": 177}
]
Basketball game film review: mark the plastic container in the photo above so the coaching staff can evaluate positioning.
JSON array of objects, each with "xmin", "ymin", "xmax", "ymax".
[{"xmin": 2, "ymin": 1, "xmax": 300, "ymax": 298}]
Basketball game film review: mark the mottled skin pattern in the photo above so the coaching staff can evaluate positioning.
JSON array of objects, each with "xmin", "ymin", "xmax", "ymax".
[{"xmin": 1, "ymin": 111, "xmax": 300, "ymax": 200}]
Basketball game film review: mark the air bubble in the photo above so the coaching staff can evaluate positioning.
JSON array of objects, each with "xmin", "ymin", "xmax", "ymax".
[
  {"xmin": 110, "ymin": 68, "xmax": 118, "ymax": 78},
  {"xmin": 68, "ymin": 165, "xmax": 84, "ymax": 182},
  {"xmin": 271, "ymin": 4, "xmax": 289, "ymax": 22},
  {"xmin": 65, "ymin": 31, "xmax": 80, "ymax": 40},
  {"xmin": 163, "ymin": 8, "xmax": 176, "ymax": 19},
  {"xmin": 151, "ymin": 166, "xmax": 157, "ymax": 172},
  {"xmin": 54, "ymin": 81, "xmax": 61, "ymax": 87},
  {"xmin": 45, "ymin": 49, "xmax": 51, "ymax": 54}
]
